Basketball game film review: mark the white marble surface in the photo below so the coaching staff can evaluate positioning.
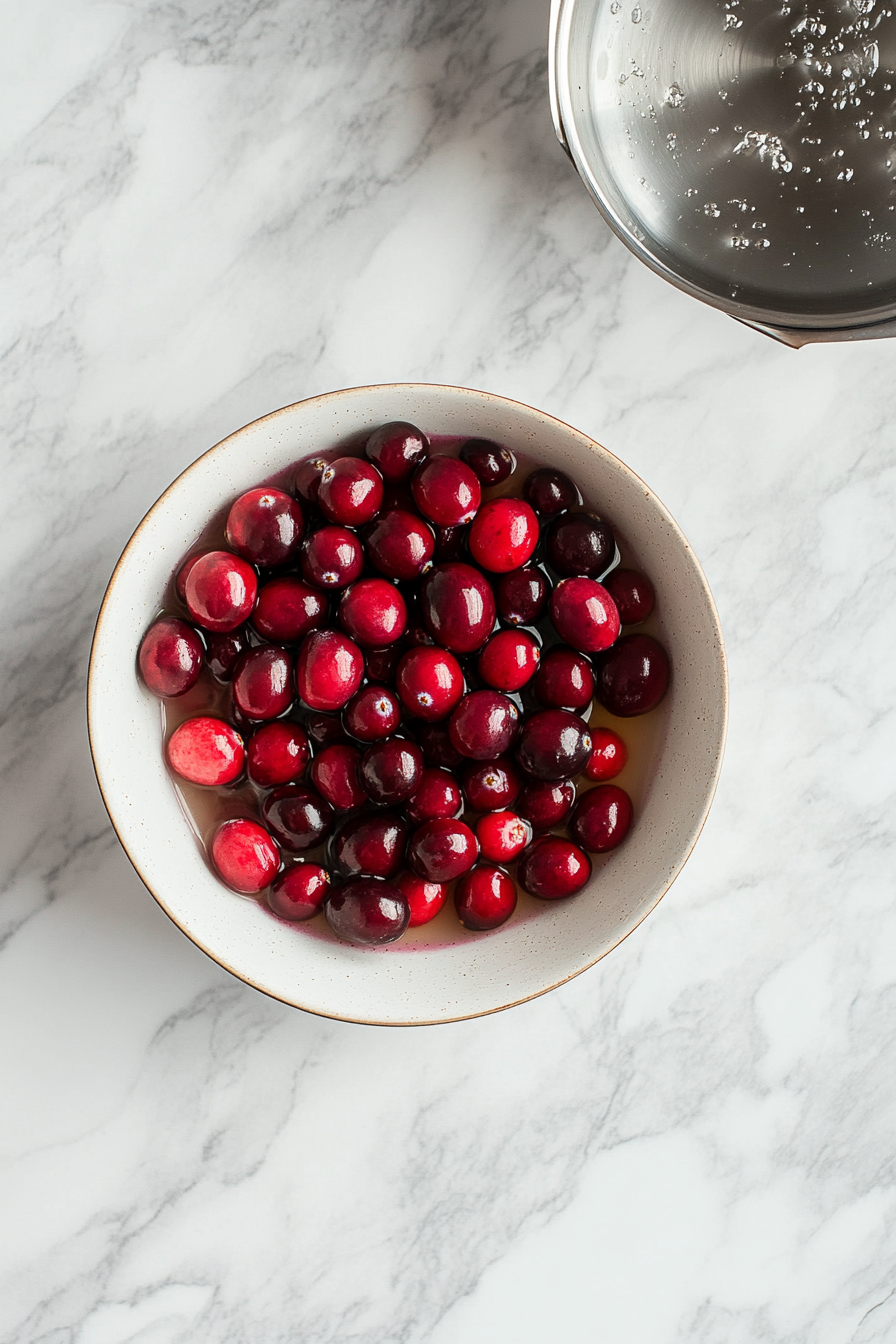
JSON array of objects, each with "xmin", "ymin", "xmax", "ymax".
[{"xmin": 4, "ymin": 0, "xmax": 896, "ymax": 1339}]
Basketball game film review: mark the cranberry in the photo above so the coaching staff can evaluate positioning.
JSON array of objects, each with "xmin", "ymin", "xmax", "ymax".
[
  {"xmin": 253, "ymin": 577, "xmax": 327, "ymax": 643},
  {"xmin": 405, "ymin": 768, "xmax": 462, "ymax": 824},
  {"xmin": 522, "ymin": 467, "xmax": 581, "ymax": 517},
  {"xmin": 263, "ymin": 784, "xmax": 333, "ymax": 851},
  {"xmin": 305, "ymin": 711, "xmax": 350, "ymax": 747},
  {"xmin": 468, "ymin": 499, "xmax": 539, "ymax": 573},
  {"xmin": 330, "ymin": 810, "xmax": 408, "ymax": 878},
  {"xmin": 343, "ymin": 685, "xmax": 402, "ymax": 742},
  {"xmin": 232, "ymin": 646, "xmax": 293, "ymax": 720},
  {"xmin": 296, "ymin": 629, "xmax": 364, "ymax": 711},
  {"xmin": 455, "ymin": 866, "xmax": 517, "ymax": 931},
  {"xmin": 269, "ymin": 862, "xmax": 330, "ymax": 920},
  {"xmin": 516, "ymin": 779, "xmax": 576, "ymax": 829},
  {"xmin": 550, "ymin": 577, "xmax": 620, "ymax": 653},
  {"xmin": 300, "ymin": 525, "xmax": 364, "ymax": 590},
  {"xmin": 246, "ymin": 721, "xmax": 310, "ymax": 787},
  {"xmin": 395, "ymin": 870, "xmax": 448, "ymax": 927},
  {"xmin": 534, "ymin": 646, "xmax": 594, "ymax": 711},
  {"xmin": 359, "ymin": 737, "xmax": 423, "ymax": 805},
  {"xmin": 546, "ymin": 511, "xmax": 616, "ymax": 578},
  {"xmin": 205, "ymin": 628, "xmax": 248, "ymax": 681},
  {"xmin": 293, "ymin": 455, "xmax": 329, "ymax": 505},
  {"xmin": 184, "ymin": 550, "xmax": 258, "ymax": 633},
  {"xmin": 459, "ymin": 439, "xmax": 516, "ymax": 485},
  {"xmin": 477, "ymin": 629, "xmax": 540, "ymax": 692},
  {"xmin": 412, "ymin": 455, "xmax": 481, "ymax": 526},
  {"xmin": 604, "ymin": 569, "xmax": 656, "ymax": 625},
  {"xmin": 396, "ymin": 646, "xmax": 464, "ymax": 721},
  {"xmin": 462, "ymin": 757, "xmax": 521, "ymax": 811},
  {"xmin": 365, "ymin": 644, "xmax": 403, "ymax": 684},
  {"xmin": 422, "ymin": 563, "xmax": 496, "ymax": 653},
  {"xmin": 339, "ymin": 578, "xmax": 407, "ymax": 648},
  {"xmin": 166, "ymin": 716, "xmax": 245, "ymax": 786},
  {"xmin": 475, "ymin": 811, "xmax": 531, "ymax": 863},
  {"xmin": 434, "ymin": 525, "xmax": 468, "ymax": 562},
  {"xmin": 418, "ymin": 723, "xmax": 466, "ymax": 769},
  {"xmin": 364, "ymin": 509, "xmax": 435, "ymax": 581},
  {"xmin": 318, "ymin": 456, "xmax": 384, "ymax": 527},
  {"xmin": 210, "ymin": 818, "xmax": 280, "ymax": 893},
  {"xmin": 225, "ymin": 487, "xmax": 304, "ymax": 568},
  {"xmin": 310, "ymin": 743, "xmax": 366, "ymax": 810},
  {"xmin": 325, "ymin": 878, "xmax": 409, "ymax": 945},
  {"xmin": 570, "ymin": 784, "xmax": 633, "ymax": 852},
  {"xmin": 139, "ymin": 617, "xmax": 204, "ymax": 697},
  {"xmin": 518, "ymin": 836, "xmax": 591, "ymax": 899},
  {"xmin": 365, "ymin": 421, "xmax": 429, "ymax": 482},
  {"xmin": 515, "ymin": 709, "xmax": 592, "ymax": 780},
  {"xmin": 449, "ymin": 690, "xmax": 519, "ymax": 760},
  {"xmin": 585, "ymin": 727, "xmax": 628, "ymax": 780},
  {"xmin": 176, "ymin": 552, "xmax": 203, "ymax": 603},
  {"xmin": 408, "ymin": 818, "xmax": 479, "ymax": 882},
  {"xmin": 495, "ymin": 565, "xmax": 550, "ymax": 627},
  {"xmin": 596, "ymin": 634, "xmax": 670, "ymax": 716}
]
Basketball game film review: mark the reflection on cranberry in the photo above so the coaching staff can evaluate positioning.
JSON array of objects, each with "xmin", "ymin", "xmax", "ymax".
[{"xmin": 139, "ymin": 617, "xmax": 204, "ymax": 697}]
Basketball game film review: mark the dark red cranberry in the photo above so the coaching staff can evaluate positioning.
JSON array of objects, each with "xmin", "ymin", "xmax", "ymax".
[
  {"xmin": 459, "ymin": 439, "xmax": 515, "ymax": 485},
  {"xmin": 253, "ymin": 577, "xmax": 327, "ymax": 643},
  {"xmin": 475, "ymin": 810, "xmax": 531, "ymax": 863},
  {"xmin": 296, "ymin": 629, "xmax": 364, "ymax": 711},
  {"xmin": 205, "ymin": 628, "xmax": 248, "ymax": 681},
  {"xmin": 310, "ymin": 743, "xmax": 366, "ymax": 810},
  {"xmin": 381, "ymin": 482, "xmax": 416, "ymax": 513},
  {"xmin": 246, "ymin": 721, "xmax": 310, "ymax": 787},
  {"xmin": 570, "ymin": 785, "xmax": 633, "ymax": 852},
  {"xmin": 518, "ymin": 836, "xmax": 591, "ymax": 899},
  {"xmin": 210, "ymin": 818, "xmax": 280, "ymax": 893},
  {"xmin": 412, "ymin": 456, "xmax": 481, "ymax": 527},
  {"xmin": 365, "ymin": 644, "xmax": 403, "ymax": 684},
  {"xmin": 585, "ymin": 727, "xmax": 628, "ymax": 780},
  {"xmin": 396, "ymin": 646, "xmax": 464, "ymax": 721},
  {"xmin": 405, "ymin": 768, "xmax": 462, "ymax": 824},
  {"xmin": 495, "ymin": 565, "xmax": 551, "ymax": 627},
  {"xmin": 325, "ymin": 878, "xmax": 409, "ymax": 945},
  {"xmin": 139, "ymin": 617, "xmax": 204, "ymax": 697},
  {"xmin": 364, "ymin": 509, "xmax": 435, "ymax": 581},
  {"xmin": 269, "ymin": 862, "xmax": 330, "ymax": 920},
  {"xmin": 184, "ymin": 551, "xmax": 258, "ymax": 633},
  {"xmin": 293, "ymin": 455, "xmax": 329, "ymax": 505},
  {"xmin": 359, "ymin": 737, "xmax": 424, "ymax": 805},
  {"xmin": 522, "ymin": 467, "xmax": 581, "ymax": 517},
  {"xmin": 596, "ymin": 634, "xmax": 670, "ymax": 716},
  {"xmin": 300, "ymin": 525, "xmax": 364, "ymax": 590},
  {"xmin": 330, "ymin": 810, "xmax": 408, "ymax": 878},
  {"xmin": 166, "ymin": 716, "xmax": 245, "ymax": 786},
  {"xmin": 225, "ymin": 487, "xmax": 304, "ymax": 568},
  {"xmin": 455, "ymin": 866, "xmax": 517, "ymax": 930},
  {"xmin": 395, "ymin": 870, "xmax": 448, "ymax": 927},
  {"xmin": 418, "ymin": 723, "xmax": 466, "ymax": 769},
  {"xmin": 232, "ymin": 645, "xmax": 294, "ymax": 720},
  {"xmin": 449, "ymin": 690, "xmax": 519, "ymax": 760},
  {"xmin": 318, "ymin": 457, "xmax": 384, "ymax": 527},
  {"xmin": 534, "ymin": 646, "xmax": 594, "ymax": 711},
  {"xmin": 422, "ymin": 563, "xmax": 496, "ymax": 653},
  {"xmin": 433, "ymin": 525, "xmax": 468, "ymax": 563},
  {"xmin": 469, "ymin": 499, "xmax": 539, "ymax": 573},
  {"xmin": 462, "ymin": 757, "xmax": 521, "ymax": 811},
  {"xmin": 304, "ymin": 711, "xmax": 349, "ymax": 747},
  {"xmin": 477, "ymin": 629, "xmax": 540, "ymax": 693},
  {"xmin": 339, "ymin": 578, "xmax": 407, "ymax": 648},
  {"xmin": 408, "ymin": 818, "xmax": 478, "ymax": 882},
  {"xmin": 175, "ymin": 552, "xmax": 204, "ymax": 603},
  {"xmin": 365, "ymin": 421, "xmax": 429, "ymax": 482},
  {"xmin": 515, "ymin": 709, "xmax": 592, "ymax": 780},
  {"xmin": 405, "ymin": 625, "xmax": 436, "ymax": 648},
  {"xmin": 516, "ymin": 779, "xmax": 576, "ymax": 829},
  {"xmin": 263, "ymin": 785, "xmax": 333, "ymax": 851},
  {"xmin": 343, "ymin": 686, "xmax": 402, "ymax": 742},
  {"xmin": 550, "ymin": 577, "xmax": 620, "ymax": 653},
  {"xmin": 546, "ymin": 512, "xmax": 616, "ymax": 578},
  {"xmin": 604, "ymin": 569, "xmax": 655, "ymax": 625}
]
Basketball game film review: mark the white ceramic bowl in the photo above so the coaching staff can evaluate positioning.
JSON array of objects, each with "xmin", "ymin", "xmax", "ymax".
[{"xmin": 88, "ymin": 384, "xmax": 727, "ymax": 1025}]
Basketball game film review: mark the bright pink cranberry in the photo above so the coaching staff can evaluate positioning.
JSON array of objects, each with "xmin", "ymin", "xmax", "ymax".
[
  {"xmin": 293, "ymin": 455, "xmax": 329, "ymax": 504},
  {"xmin": 518, "ymin": 836, "xmax": 591, "ymax": 899},
  {"xmin": 253, "ymin": 577, "xmax": 327, "ymax": 643},
  {"xmin": 570, "ymin": 785, "xmax": 633, "ymax": 852},
  {"xmin": 407, "ymin": 818, "xmax": 479, "ymax": 882},
  {"xmin": 364, "ymin": 509, "xmax": 435, "ymax": 581},
  {"xmin": 534, "ymin": 646, "xmax": 594, "ymax": 711},
  {"xmin": 469, "ymin": 498, "xmax": 539, "ymax": 573},
  {"xmin": 309, "ymin": 743, "xmax": 366, "ymax": 810},
  {"xmin": 604, "ymin": 569, "xmax": 656, "ymax": 625},
  {"xmin": 176, "ymin": 552, "xmax": 204, "ymax": 602},
  {"xmin": 184, "ymin": 550, "xmax": 258, "ymax": 633},
  {"xmin": 339, "ymin": 578, "xmax": 407, "ymax": 648},
  {"xmin": 364, "ymin": 644, "xmax": 403, "ymax": 684},
  {"xmin": 225, "ymin": 487, "xmax": 304, "ymax": 568},
  {"xmin": 300, "ymin": 526, "xmax": 364, "ymax": 590},
  {"xmin": 585, "ymin": 727, "xmax": 628, "ymax": 780},
  {"xmin": 449, "ymin": 690, "xmax": 519, "ymax": 760},
  {"xmin": 596, "ymin": 634, "xmax": 670, "ymax": 716},
  {"xmin": 462, "ymin": 757, "xmax": 521, "ymax": 811},
  {"xmin": 263, "ymin": 785, "xmax": 333, "ymax": 851},
  {"xmin": 477, "ymin": 629, "xmax": 540, "ymax": 692},
  {"xmin": 550, "ymin": 577, "xmax": 620, "ymax": 653},
  {"xmin": 475, "ymin": 810, "xmax": 531, "ymax": 863},
  {"xmin": 139, "ymin": 617, "xmax": 204, "ymax": 697},
  {"xmin": 365, "ymin": 421, "xmax": 429, "ymax": 482},
  {"xmin": 405, "ymin": 768, "xmax": 462, "ymax": 824},
  {"xmin": 522, "ymin": 467, "xmax": 581, "ymax": 517},
  {"xmin": 269, "ymin": 862, "xmax": 330, "ymax": 920},
  {"xmin": 297, "ymin": 629, "xmax": 364, "ymax": 711},
  {"xmin": 246, "ymin": 721, "xmax": 310, "ymax": 786},
  {"xmin": 331, "ymin": 811, "xmax": 408, "ymax": 878},
  {"xmin": 455, "ymin": 865, "xmax": 517, "ymax": 930},
  {"xmin": 495, "ymin": 565, "xmax": 550, "ymax": 627},
  {"xmin": 318, "ymin": 456, "xmax": 384, "ymax": 527},
  {"xmin": 459, "ymin": 439, "xmax": 515, "ymax": 485},
  {"xmin": 418, "ymin": 723, "xmax": 466, "ymax": 769},
  {"xmin": 515, "ymin": 709, "xmax": 592, "ymax": 780},
  {"xmin": 516, "ymin": 779, "xmax": 575, "ymax": 828},
  {"xmin": 422, "ymin": 563, "xmax": 496, "ymax": 653},
  {"xmin": 325, "ymin": 878, "xmax": 409, "ymax": 945},
  {"xmin": 232, "ymin": 646, "xmax": 294, "ymax": 720},
  {"xmin": 205, "ymin": 628, "xmax": 248, "ymax": 681},
  {"xmin": 305, "ymin": 712, "xmax": 350, "ymax": 748},
  {"xmin": 396, "ymin": 646, "xmax": 464, "ymax": 721},
  {"xmin": 360, "ymin": 737, "xmax": 424, "ymax": 805},
  {"xmin": 546, "ymin": 512, "xmax": 616, "ymax": 577},
  {"xmin": 412, "ymin": 455, "xmax": 481, "ymax": 526},
  {"xmin": 211, "ymin": 818, "xmax": 280, "ymax": 893},
  {"xmin": 343, "ymin": 685, "xmax": 402, "ymax": 742},
  {"xmin": 166, "ymin": 716, "xmax": 245, "ymax": 786},
  {"xmin": 395, "ymin": 870, "xmax": 448, "ymax": 927}
]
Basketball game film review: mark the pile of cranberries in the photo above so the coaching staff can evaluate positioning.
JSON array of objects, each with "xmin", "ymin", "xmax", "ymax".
[{"xmin": 138, "ymin": 422, "xmax": 669, "ymax": 946}]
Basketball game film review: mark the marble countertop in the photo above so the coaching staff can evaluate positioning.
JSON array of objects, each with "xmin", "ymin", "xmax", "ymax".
[{"xmin": 4, "ymin": 1, "xmax": 896, "ymax": 1339}]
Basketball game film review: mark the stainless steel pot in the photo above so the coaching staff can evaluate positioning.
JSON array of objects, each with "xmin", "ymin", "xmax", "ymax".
[{"xmin": 549, "ymin": 0, "xmax": 896, "ymax": 345}]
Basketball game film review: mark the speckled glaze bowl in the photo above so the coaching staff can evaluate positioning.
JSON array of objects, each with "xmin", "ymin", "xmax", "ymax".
[{"xmin": 88, "ymin": 384, "xmax": 727, "ymax": 1025}]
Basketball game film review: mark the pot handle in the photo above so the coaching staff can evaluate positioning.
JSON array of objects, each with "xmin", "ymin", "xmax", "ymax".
[
  {"xmin": 549, "ymin": 0, "xmax": 572, "ymax": 159},
  {"xmin": 737, "ymin": 316, "xmax": 896, "ymax": 347}
]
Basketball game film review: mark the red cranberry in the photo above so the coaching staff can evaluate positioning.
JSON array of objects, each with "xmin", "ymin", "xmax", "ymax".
[
  {"xmin": 297, "ymin": 629, "xmax": 364, "ymax": 710},
  {"xmin": 211, "ymin": 818, "xmax": 280, "ymax": 893},
  {"xmin": 477, "ymin": 629, "xmax": 540, "ymax": 692},
  {"xmin": 139, "ymin": 617, "xmax": 204, "ymax": 697},
  {"xmin": 550, "ymin": 577, "xmax": 620, "ymax": 653},
  {"xmin": 516, "ymin": 779, "xmax": 576, "ymax": 829},
  {"xmin": 475, "ymin": 811, "xmax": 531, "ymax": 863},
  {"xmin": 434, "ymin": 525, "xmax": 468, "ymax": 563},
  {"xmin": 184, "ymin": 551, "xmax": 258, "ymax": 633},
  {"xmin": 176, "ymin": 552, "xmax": 204, "ymax": 603},
  {"xmin": 343, "ymin": 686, "xmax": 402, "ymax": 742},
  {"xmin": 418, "ymin": 723, "xmax": 466, "ymax": 769},
  {"xmin": 596, "ymin": 634, "xmax": 670, "ymax": 716},
  {"xmin": 515, "ymin": 709, "xmax": 592, "ymax": 780},
  {"xmin": 405, "ymin": 768, "xmax": 462, "ymax": 824},
  {"xmin": 570, "ymin": 784, "xmax": 633, "ymax": 852},
  {"xmin": 459, "ymin": 438, "xmax": 516, "ymax": 485},
  {"xmin": 604, "ymin": 569, "xmax": 656, "ymax": 625},
  {"xmin": 225, "ymin": 487, "xmax": 304, "ymax": 568},
  {"xmin": 408, "ymin": 818, "xmax": 478, "ymax": 882},
  {"xmin": 205, "ymin": 628, "xmax": 248, "ymax": 681},
  {"xmin": 246, "ymin": 721, "xmax": 310, "ymax": 787},
  {"xmin": 269, "ymin": 862, "xmax": 330, "ymax": 920},
  {"xmin": 318, "ymin": 457, "xmax": 383, "ymax": 527},
  {"xmin": 585, "ymin": 727, "xmax": 628, "ymax": 780},
  {"xmin": 396, "ymin": 646, "xmax": 464, "ymax": 722},
  {"xmin": 330, "ymin": 810, "xmax": 408, "ymax": 878},
  {"xmin": 365, "ymin": 508, "xmax": 435, "ymax": 581},
  {"xmin": 462, "ymin": 757, "xmax": 521, "ymax": 811},
  {"xmin": 455, "ymin": 866, "xmax": 517, "ymax": 930},
  {"xmin": 263, "ymin": 785, "xmax": 333, "ymax": 851},
  {"xmin": 422, "ymin": 563, "xmax": 496, "ymax": 653},
  {"xmin": 253, "ymin": 577, "xmax": 327, "ymax": 643},
  {"xmin": 522, "ymin": 467, "xmax": 581, "ymax": 517},
  {"xmin": 166, "ymin": 716, "xmax": 245, "ymax": 785},
  {"xmin": 293, "ymin": 455, "xmax": 329, "ymax": 505},
  {"xmin": 310, "ymin": 743, "xmax": 366, "ymax": 810},
  {"xmin": 412, "ymin": 456, "xmax": 481, "ymax": 526},
  {"xmin": 518, "ymin": 836, "xmax": 591, "ymax": 899},
  {"xmin": 546, "ymin": 512, "xmax": 616, "ymax": 578},
  {"xmin": 449, "ymin": 690, "xmax": 519, "ymax": 760},
  {"xmin": 365, "ymin": 644, "xmax": 403, "ymax": 684},
  {"xmin": 365, "ymin": 421, "xmax": 429, "ymax": 482},
  {"xmin": 359, "ymin": 737, "xmax": 423, "ymax": 805},
  {"xmin": 300, "ymin": 525, "xmax": 364, "ymax": 590},
  {"xmin": 469, "ymin": 499, "xmax": 539, "ymax": 573},
  {"xmin": 534, "ymin": 646, "xmax": 594, "ymax": 711},
  {"xmin": 394, "ymin": 870, "xmax": 448, "ymax": 927},
  {"xmin": 232, "ymin": 645, "xmax": 294, "ymax": 720},
  {"xmin": 495, "ymin": 565, "xmax": 550, "ymax": 627},
  {"xmin": 405, "ymin": 625, "xmax": 435, "ymax": 648},
  {"xmin": 325, "ymin": 878, "xmax": 409, "ymax": 945},
  {"xmin": 305, "ymin": 711, "xmax": 350, "ymax": 747},
  {"xmin": 339, "ymin": 578, "xmax": 407, "ymax": 648}
]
